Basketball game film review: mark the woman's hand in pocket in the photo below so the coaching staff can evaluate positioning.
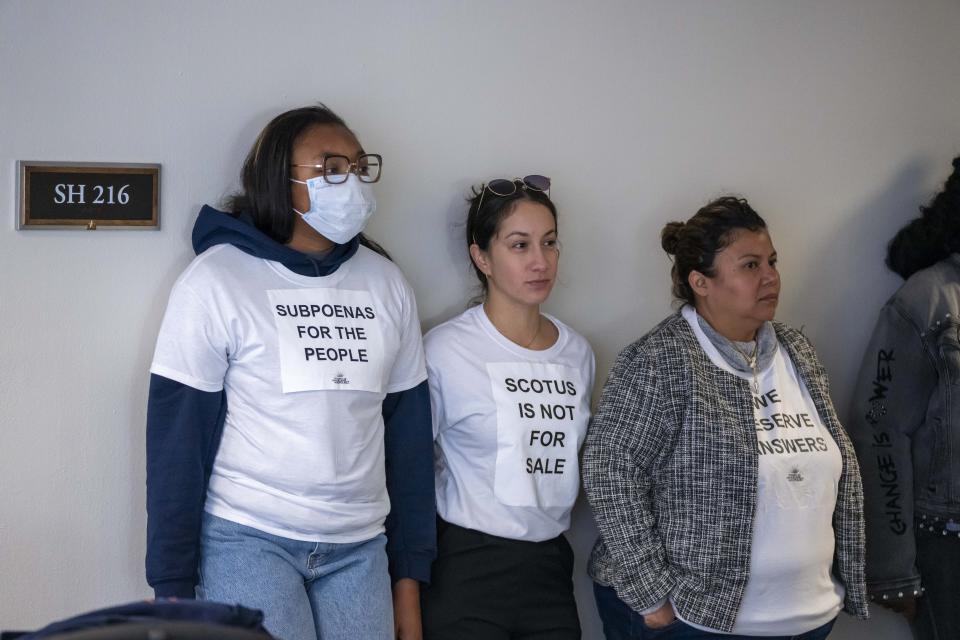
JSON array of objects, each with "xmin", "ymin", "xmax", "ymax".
[{"xmin": 643, "ymin": 602, "xmax": 676, "ymax": 629}]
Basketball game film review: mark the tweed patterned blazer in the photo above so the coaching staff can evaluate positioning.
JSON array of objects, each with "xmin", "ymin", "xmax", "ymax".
[{"xmin": 582, "ymin": 311, "xmax": 868, "ymax": 632}]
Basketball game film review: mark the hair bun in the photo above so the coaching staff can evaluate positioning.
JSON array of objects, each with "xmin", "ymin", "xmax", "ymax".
[{"xmin": 660, "ymin": 221, "xmax": 685, "ymax": 255}]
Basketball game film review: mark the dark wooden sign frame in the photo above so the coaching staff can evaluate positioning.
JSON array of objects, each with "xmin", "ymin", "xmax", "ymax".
[{"xmin": 17, "ymin": 161, "xmax": 161, "ymax": 230}]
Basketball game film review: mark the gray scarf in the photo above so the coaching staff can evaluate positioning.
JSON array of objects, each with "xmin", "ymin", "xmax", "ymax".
[{"xmin": 695, "ymin": 313, "xmax": 778, "ymax": 377}]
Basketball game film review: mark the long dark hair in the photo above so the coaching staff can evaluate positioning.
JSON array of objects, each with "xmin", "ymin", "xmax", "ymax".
[
  {"xmin": 886, "ymin": 156, "xmax": 960, "ymax": 279},
  {"xmin": 661, "ymin": 196, "xmax": 767, "ymax": 306},
  {"xmin": 227, "ymin": 104, "xmax": 387, "ymax": 256}
]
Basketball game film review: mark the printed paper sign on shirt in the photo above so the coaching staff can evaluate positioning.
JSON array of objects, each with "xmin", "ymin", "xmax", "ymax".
[
  {"xmin": 487, "ymin": 362, "xmax": 589, "ymax": 508},
  {"xmin": 750, "ymin": 355, "xmax": 841, "ymax": 512},
  {"xmin": 267, "ymin": 288, "xmax": 386, "ymax": 393}
]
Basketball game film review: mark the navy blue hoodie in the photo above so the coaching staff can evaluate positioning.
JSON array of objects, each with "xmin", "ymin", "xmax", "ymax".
[{"xmin": 145, "ymin": 206, "xmax": 435, "ymax": 598}]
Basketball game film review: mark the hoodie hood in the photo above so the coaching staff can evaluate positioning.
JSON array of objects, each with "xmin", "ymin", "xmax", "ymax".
[{"xmin": 191, "ymin": 205, "xmax": 359, "ymax": 277}]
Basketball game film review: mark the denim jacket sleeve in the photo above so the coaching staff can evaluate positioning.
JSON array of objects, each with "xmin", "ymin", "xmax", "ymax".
[
  {"xmin": 848, "ymin": 299, "xmax": 934, "ymax": 599},
  {"xmin": 582, "ymin": 345, "xmax": 675, "ymax": 613}
]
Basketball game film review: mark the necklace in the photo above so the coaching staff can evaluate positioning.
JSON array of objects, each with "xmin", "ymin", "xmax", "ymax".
[
  {"xmin": 483, "ymin": 303, "xmax": 543, "ymax": 349},
  {"xmin": 524, "ymin": 316, "xmax": 542, "ymax": 349},
  {"xmin": 732, "ymin": 338, "xmax": 760, "ymax": 394}
]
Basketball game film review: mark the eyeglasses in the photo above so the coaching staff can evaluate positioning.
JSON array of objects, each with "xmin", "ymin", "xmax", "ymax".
[
  {"xmin": 291, "ymin": 153, "xmax": 382, "ymax": 184},
  {"xmin": 476, "ymin": 174, "xmax": 551, "ymax": 214}
]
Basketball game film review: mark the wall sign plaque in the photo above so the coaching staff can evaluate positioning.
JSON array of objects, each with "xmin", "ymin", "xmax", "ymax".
[{"xmin": 17, "ymin": 161, "xmax": 160, "ymax": 230}]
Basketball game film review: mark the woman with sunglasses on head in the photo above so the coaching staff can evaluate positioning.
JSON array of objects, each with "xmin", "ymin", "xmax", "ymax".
[
  {"xmin": 420, "ymin": 176, "xmax": 595, "ymax": 640},
  {"xmin": 146, "ymin": 104, "xmax": 435, "ymax": 640},
  {"xmin": 583, "ymin": 197, "xmax": 867, "ymax": 639}
]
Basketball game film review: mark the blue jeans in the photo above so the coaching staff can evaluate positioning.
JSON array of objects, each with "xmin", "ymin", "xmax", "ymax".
[
  {"xmin": 199, "ymin": 513, "xmax": 393, "ymax": 640},
  {"xmin": 593, "ymin": 583, "xmax": 836, "ymax": 640}
]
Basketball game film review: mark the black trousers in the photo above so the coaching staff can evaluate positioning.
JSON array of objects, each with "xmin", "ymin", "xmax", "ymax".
[
  {"xmin": 912, "ymin": 525, "xmax": 960, "ymax": 640},
  {"xmin": 421, "ymin": 518, "xmax": 581, "ymax": 640}
]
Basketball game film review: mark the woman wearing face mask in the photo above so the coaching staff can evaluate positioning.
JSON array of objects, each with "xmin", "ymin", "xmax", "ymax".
[
  {"xmin": 582, "ymin": 197, "xmax": 867, "ymax": 639},
  {"xmin": 419, "ymin": 177, "xmax": 595, "ymax": 639},
  {"xmin": 146, "ymin": 104, "xmax": 435, "ymax": 640}
]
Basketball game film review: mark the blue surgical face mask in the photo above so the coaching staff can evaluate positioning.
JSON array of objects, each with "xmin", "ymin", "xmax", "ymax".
[{"xmin": 291, "ymin": 174, "xmax": 377, "ymax": 244}]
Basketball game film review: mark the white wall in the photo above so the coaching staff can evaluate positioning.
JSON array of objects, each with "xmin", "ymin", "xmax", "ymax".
[{"xmin": 2, "ymin": 1, "xmax": 958, "ymax": 637}]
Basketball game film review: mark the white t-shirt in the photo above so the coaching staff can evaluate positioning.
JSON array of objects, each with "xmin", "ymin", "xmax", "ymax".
[
  {"xmin": 151, "ymin": 244, "xmax": 427, "ymax": 543},
  {"xmin": 424, "ymin": 305, "xmax": 595, "ymax": 542},
  {"xmin": 682, "ymin": 306, "xmax": 844, "ymax": 635}
]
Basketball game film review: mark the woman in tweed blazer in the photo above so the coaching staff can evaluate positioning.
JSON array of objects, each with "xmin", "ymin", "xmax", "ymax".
[{"xmin": 582, "ymin": 197, "xmax": 868, "ymax": 639}]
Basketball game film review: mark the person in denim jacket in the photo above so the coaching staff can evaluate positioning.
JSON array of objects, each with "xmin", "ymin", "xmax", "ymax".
[{"xmin": 848, "ymin": 156, "xmax": 960, "ymax": 640}]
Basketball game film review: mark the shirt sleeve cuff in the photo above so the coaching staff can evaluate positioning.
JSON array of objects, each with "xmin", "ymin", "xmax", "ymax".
[
  {"xmin": 388, "ymin": 550, "xmax": 435, "ymax": 585},
  {"xmin": 638, "ymin": 598, "xmax": 669, "ymax": 616},
  {"xmin": 868, "ymin": 583, "xmax": 923, "ymax": 602},
  {"xmin": 152, "ymin": 579, "xmax": 197, "ymax": 599}
]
